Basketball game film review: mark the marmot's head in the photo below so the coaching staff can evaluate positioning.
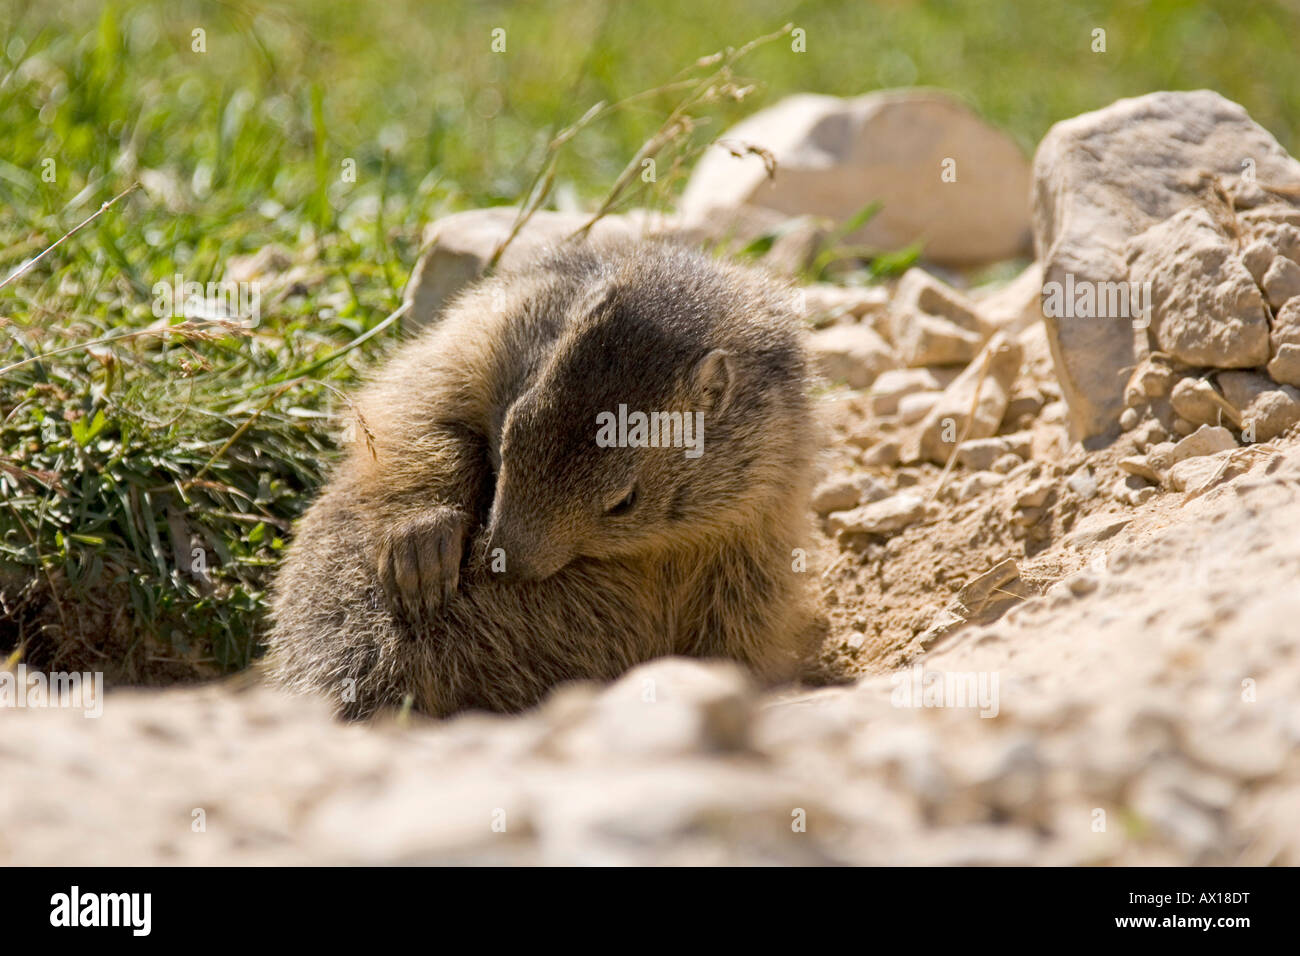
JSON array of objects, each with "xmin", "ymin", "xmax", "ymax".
[{"xmin": 482, "ymin": 244, "xmax": 811, "ymax": 582}]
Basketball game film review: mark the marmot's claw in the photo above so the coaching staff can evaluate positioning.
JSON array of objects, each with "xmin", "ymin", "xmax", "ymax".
[{"xmin": 377, "ymin": 509, "xmax": 468, "ymax": 627}]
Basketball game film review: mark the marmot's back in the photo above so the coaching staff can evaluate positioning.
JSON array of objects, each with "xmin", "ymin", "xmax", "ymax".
[{"xmin": 266, "ymin": 240, "xmax": 820, "ymax": 718}]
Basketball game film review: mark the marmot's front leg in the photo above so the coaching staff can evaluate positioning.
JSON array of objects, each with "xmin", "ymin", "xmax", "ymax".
[{"xmin": 376, "ymin": 505, "xmax": 471, "ymax": 624}]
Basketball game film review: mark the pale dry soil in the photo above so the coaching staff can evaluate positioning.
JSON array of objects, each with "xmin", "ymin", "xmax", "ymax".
[{"xmin": 3, "ymin": 419, "xmax": 1299, "ymax": 865}]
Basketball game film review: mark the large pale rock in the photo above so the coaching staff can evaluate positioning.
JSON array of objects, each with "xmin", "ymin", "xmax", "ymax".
[
  {"xmin": 1125, "ymin": 207, "xmax": 1270, "ymax": 368},
  {"xmin": 401, "ymin": 208, "xmax": 682, "ymax": 326},
  {"xmin": 1032, "ymin": 90, "xmax": 1300, "ymax": 439},
  {"xmin": 681, "ymin": 90, "xmax": 1032, "ymax": 266}
]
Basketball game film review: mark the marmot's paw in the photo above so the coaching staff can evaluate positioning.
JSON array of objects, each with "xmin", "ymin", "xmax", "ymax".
[{"xmin": 377, "ymin": 508, "xmax": 468, "ymax": 625}]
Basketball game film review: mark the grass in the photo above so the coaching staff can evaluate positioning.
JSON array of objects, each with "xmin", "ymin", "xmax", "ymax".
[{"xmin": 2, "ymin": 0, "xmax": 1298, "ymax": 682}]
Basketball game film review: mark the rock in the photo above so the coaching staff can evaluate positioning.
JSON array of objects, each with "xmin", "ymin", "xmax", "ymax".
[
  {"xmin": 402, "ymin": 208, "xmax": 679, "ymax": 326},
  {"xmin": 897, "ymin": 391, "xmax": 941, "ymax": 425},
  {"xmin": 1261, "ymin": 256, "xmax": 1300, "ymax": 310},
  {"xmin": 991, "ymin": 453, "xmax": 1024, "ymax": 474},
  {"xmin": 973, "ymin": 262, "xmax": 1045, "ymax": 334},
  {"xmin": 955, "ymin": 433, "xmax": 1031, "ymax": 471},
  {"xmin": 888, "ymin": 269, "xmax": 986, "ymax": 366},
  {"xmin": 827, "ymin": 493, "xmax": 927, "ymax": 537},
  {"xmin": 1114, "ymin": 475, "xmax": 1157, "ymax": 506},
  {"xmin": 1242, "ymin": 386, "xmax": 1300, "ymax": 443},
  {"xmin": 1125, "ymin": 355, "xmax": 1179, "ymax": 404},
  {"xmin": 1216, "ymin": 370, "xmax": 1275, "ymax": 414},
  {"xmin": 1065, "ymin": 466, "xmax": 1098, "ymax": 500},
  {"xmin": 955, "ymin": 471, "xmax": 1004, "ymax": 502},
  {"xmin": 1146, "ymin": 442, "xmax": 1177, "ymax": 471},
  {"xmin": 867, "ymin": 367, "xmax": 951, "ymax": 416},
  {"xmin": 811, "ymin": 473, "xmax": 890, "ymax": 515},
  {"xmin": 799, "ymin": 283, "xmax": 890, "ymax": 326},
  {"xmin": 1118, "ymin": 456, "xmax": 1161, "ymax": 483},
  {"xmin": 557, "ymin": 659, "xmax": 756, "ymax": 758},
  {"xmin": 809, "ymin": 324, "xmax": 899, "ymax": 388},
  {"xmin": 1124, "ymin": 207, "xmax": 1270, "ymax": 368},
  {"xmin": 859, "ymin": 438, "xmax": 901, "ymax": 467},
  {"xmin": 912, "ymin": 332, "xmax": 1024, "ymax": 464},
  {"xmin": 1240, "ymin": 239, "xmax": 1277, "ymax": 285},
  {"xmin": 1241, "ymin": 207, "xmax": 1300, "ymax": 260},
  {"xmin": 680, "ymin": 90, "xmax": 1032, "ymax": 266},
  {"xmin": 1215, "ymin": 372, "xmax": 1300, "ymax": 441},
  {"xmin": 1170, "ymin": 376, "xmax": 1235, "ymax": 428},
  {"xmin": 1267, "ymin": 343, "xmax": 1300, "ymax": 387},
  {"xmin": 1031, "ymin": 90, "xmax": 1300, "ymax": 438},
  {"xmin": 1170, "ymin": 425, "xmax": 1238, "ymax": 463},
  {"xmin": 1061, "ymin": 512, "xmax": 1131, "ymax": 550},
  {"xmin": 1168, "ymin": 450, "xmax": 1238, "ymax": 495},
  {"xmin": 892, "ymin": 316, "xmax": 983, "ymax": 369},
  {"xmin": 1272, "ymin": 299, "xmax": 1300, "ymax": 349},
  {"xmin": 1119, "ymin": 407, "xmax": 1140, "ymax": 431},
  {"xmin": 1016, "ymin": 480, "xmax": 1053, "ymax": 509}
]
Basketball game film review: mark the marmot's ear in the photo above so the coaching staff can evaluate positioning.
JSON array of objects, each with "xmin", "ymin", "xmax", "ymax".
[{"xmin": 693, "ymin": 348, "xmax": 735, "ymax": 411}]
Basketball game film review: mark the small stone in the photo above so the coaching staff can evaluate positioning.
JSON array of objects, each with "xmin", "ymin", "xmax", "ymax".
[
  {"xmin": 1146, "ymin": 441, "xmax": 1177, "ymax": 471},
  {"xmin": 956, "ymin": 471, "xmax": 1005, "ymax": 502},
  {"xmin": 827, "ymin": 493, "xmax": 927, "ymax": 537},
  {"xmin": 811, "ymin": 474, "xmax": 890, "ymax": 515},
  {"xmin": 1170, "ymin": 377, "xmax": 1230, "ymax": 428},
  {"xmin": 991, "ymin": 453, "xmax": 1022, "ymax": 474},
  {"xmin": 1240, "ymin": 239, "xmax": 1277, "ymax": 284},
  {"xmin": 1172, "ymin": 417, "xmax": 1196, "ymax": 437},
  {"xmin": 897, "ymin": 391, "xmax": 942, "ymax": 424},
  {"xmin": 1119, "ymin": 407, "xmax": 1140, "ymax": 431},
  {"xmin": 912, "ymin": 332, "xmax": 1023, "ymax": 464},
  {"xmin": 1241, "ymin": 385, "xmax": 1300, "ymax": 442},
  {"xmin": 1118, "ymin": 456, "xmax": 1161, "ymax": 483},
  {"xmin": 1061, "ymin": 513, "xmax": 1131, "ymax": 550},
  {"xmin": 1124, "ymin": 355, "xmax": 1178, "ymax": 405},
  {"xmin": 860, "ymin": 439, "xmax": 901, "ymax": 467},
  {"xmin": 1261, "ymin": 256, "xmax": 1300, "ymax": 310},
  {"xmin": 809, "ymin": 324, "xmax": 900, "ymax": 389},
  {"xmin": 1065, "ymin": 466, "xmax": 1098, "ymax": 500},
  {"xmin": 1271, "ymin": 298, "xmax": 1300, "ymax": 349},
  {"xmin": 867, "ymin": 368, "xmax": 948, "ymax": 417},
  {"xmin": 1016, "ymin": 480, "xmax": 1053, "ymax": 509},
  {"xmin": 1168, "ymin": 450, "xmax": 1236, "ymax": 494},
  {"xmin": 1067, "ymin": 571, "xmax": 1099, "ymax": 596},
  {"xmin": 1170, "ymin": 425, "xmax": 1237, "ymax": 463},
  {"xmin": 1266, "ymin": 343, "xmax": 1300, "ymax": 387}
]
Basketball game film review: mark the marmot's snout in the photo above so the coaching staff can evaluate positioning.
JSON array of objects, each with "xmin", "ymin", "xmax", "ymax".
[{"xmin": 483, "ymin": 502, "xmax": 571, "ymax": 583}]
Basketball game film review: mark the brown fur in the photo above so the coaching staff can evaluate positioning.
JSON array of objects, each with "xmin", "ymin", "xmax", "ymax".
[{"xmin": 265, "ymin": 241, "xmax": 820, "ymax": 718}]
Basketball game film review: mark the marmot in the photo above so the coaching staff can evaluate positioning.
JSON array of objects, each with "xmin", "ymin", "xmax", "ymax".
[{"xmin": 265, "ymin": 241, "xmax": 819, "ymax": 718}]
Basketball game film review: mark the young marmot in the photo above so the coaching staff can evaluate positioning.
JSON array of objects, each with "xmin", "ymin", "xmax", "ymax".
[{"xmin": 265, "ymin": 241, "xmax": 819, "ymax": 718}]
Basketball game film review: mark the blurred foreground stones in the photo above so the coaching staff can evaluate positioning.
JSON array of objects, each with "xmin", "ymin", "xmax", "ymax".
[{"xmin": 4, "ymin": 441, "xmax": 1299, "ymax": 865}]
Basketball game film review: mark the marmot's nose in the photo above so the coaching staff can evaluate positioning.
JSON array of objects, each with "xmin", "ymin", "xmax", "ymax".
[{"xmin": 483, "ymin": 522, "xmax": 536, "ymax": 584}]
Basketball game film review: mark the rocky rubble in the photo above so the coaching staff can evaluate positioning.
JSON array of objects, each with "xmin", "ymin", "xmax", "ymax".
[
  {"xmin": 1031, "ymin": 90, "xmax": 1300, "ymax": 439},
  {"xmin": 5, "ymin": 441, "xmax": 1299, "ymax": 865}
]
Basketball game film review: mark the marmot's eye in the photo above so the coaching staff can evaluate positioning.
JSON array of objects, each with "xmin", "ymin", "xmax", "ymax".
[{"xmin": 605, "ymin": 485, "xmax": 638, "ymax": 517}]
